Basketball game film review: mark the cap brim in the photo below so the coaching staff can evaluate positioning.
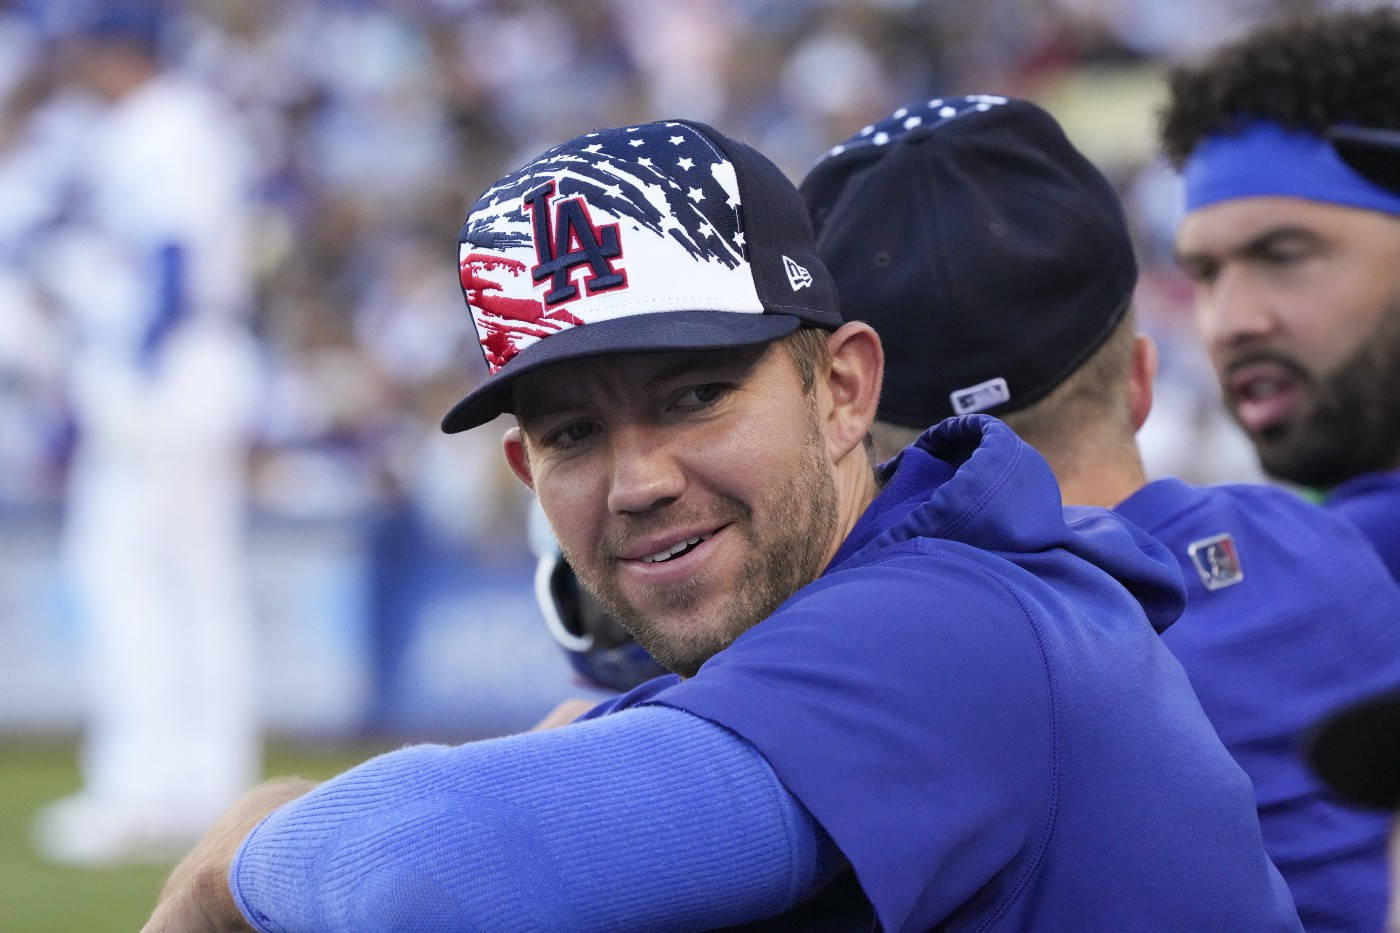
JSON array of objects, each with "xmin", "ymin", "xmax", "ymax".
[
  {"xmin": 441, "ymin": 310, "xmax": 804, "ymax": 433},
  {"xmin": 1329, "ymin": 126, "xmax": 1400, "ymax": 195},
  {"xmin": 1305, "ymin": 688, "xmax": 1400, "ymax": 810}
]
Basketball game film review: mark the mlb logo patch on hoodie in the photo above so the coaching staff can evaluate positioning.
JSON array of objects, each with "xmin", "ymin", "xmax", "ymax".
[{"xmin": 1187, "ymin": 533, "xmax": 1243, "ymax": 591}]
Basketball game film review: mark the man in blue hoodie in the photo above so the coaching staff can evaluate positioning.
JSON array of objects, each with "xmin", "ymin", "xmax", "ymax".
[
  {"xmin": 801, "ymin": 94, "xmax": 1400, "ymax": 933},
  {"xmin": 1158, "ymin": 9, "xmax": 1400, "ymax": 581},
  {"xmin": 145, "ymin": 120, "xmax": 1298, "ymax": 933}
]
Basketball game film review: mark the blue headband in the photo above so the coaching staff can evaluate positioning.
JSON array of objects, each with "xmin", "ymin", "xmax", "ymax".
[{"xmin": 1183, "ymin": 120, "xmax": 1400, "ymax": 215}]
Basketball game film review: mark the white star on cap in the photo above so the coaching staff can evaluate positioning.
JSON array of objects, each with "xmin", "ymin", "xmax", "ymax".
[
  {"xmin": 873, "ymin": 131, "xmax": 890, "ymax": 145},
  {"xmin": 629, "ymin": 138, "xmax": 645, "ymax": 147},
  {"xmin": 639, "ymin": 157, "xmax": 653, "ymax": 167},
  {"xmin": 583, "ymin": 143, "xmax": 603, "ymax": 153},
  {"xmin": 688, "ymin": 186, "xmax": 704, "ymax": 203},
  {"xmin": 734, "ymin": 231, "xmax": 746, "ymax": 247},
  {"xmin": 894, "ymin": 107, "xmax": 908, "ymax": 118},
  {"xmin": 670, "ymin": 135, "xmax": 685, "ymax": 145},
  {"xmin": 939, "ymin": 105, "xmax": 956, "ymax": 117},
  {"xmin": 903, "ymin": 116, "xmax": 922, "ymax": 130},
  {"xmin": 860, "ymin": 124, "xmax": 874, "ymax": 136},
  {"xmin": 678, "ymin": 157, "xmax": 694, "ymax": 170}
]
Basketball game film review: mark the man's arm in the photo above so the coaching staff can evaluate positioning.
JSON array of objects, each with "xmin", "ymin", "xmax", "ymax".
[
  {"xmin": 530, "ymin": 697, "xmax": 600, "ymax": 730},
  {"xmin": 144, "ymin": 778, "xmax": 317, "ymax": 933},
  {"xmin": 145, "ymin": 706, "xmax": 837, "ymax": 933}
]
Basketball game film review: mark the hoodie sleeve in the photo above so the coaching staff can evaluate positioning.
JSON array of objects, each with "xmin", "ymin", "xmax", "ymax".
[{"xmin": 230, "ymin": 707, "xmax": 835, "ymax": 932}]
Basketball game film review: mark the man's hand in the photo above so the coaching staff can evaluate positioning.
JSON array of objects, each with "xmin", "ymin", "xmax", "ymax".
[
  {"xmin": 142, "ymin": 777, "xmax": 317, "ymax": 933},
  {"xmin": 530, "ymin": 697, "xmax": 599, "ymax": 731}
]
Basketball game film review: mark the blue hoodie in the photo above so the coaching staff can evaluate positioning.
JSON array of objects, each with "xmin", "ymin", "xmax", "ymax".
[
  {"xmin": 1118, "ymin": 477, "xmax": 1400, "ymax": 933},
  {"xmin": 231, "ymin": 417, "xmax": 1299, "ymax": 932},
  {"xmin": 1327, "ymin": 468, "xmax": 1400, "ymax": 582},
  {"xmin": 597, "ymin": 416, "xmax": 1300, "ymax": 931}
]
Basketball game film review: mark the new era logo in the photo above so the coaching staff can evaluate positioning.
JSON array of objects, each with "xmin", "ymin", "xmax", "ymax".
[
  {"xmin": 783, "ymin": 255, "xmax": 812, "ymax": 291},
  {"xmin": 950, "ymin": 377, "xmax": 1011, "ymax": 415},
  {"xmin": 1187, "ymin": 533, "xmax": 1244, "ymax": 591}
]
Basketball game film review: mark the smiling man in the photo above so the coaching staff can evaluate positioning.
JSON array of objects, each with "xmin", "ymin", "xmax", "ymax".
[
  {"xmin": 507, "ymin": 340, "xmax": 848, "ymax": 678},
  {"xmin": 146, "ymin": 120, "xmax": 1298, "ymax": 933},
  {"xmin": 1160, "ymin": 7, "xmax": 1400, "ymax": 579}
]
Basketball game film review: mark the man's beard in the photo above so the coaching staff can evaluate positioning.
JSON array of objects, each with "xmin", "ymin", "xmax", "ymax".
[
  {"xmin": 1233, "ymin": 301, "xmax": 1400, "ymax": 488},
  {"xmin": 565, "ymin": 404, "xmax": 839, "ymax": 678}
]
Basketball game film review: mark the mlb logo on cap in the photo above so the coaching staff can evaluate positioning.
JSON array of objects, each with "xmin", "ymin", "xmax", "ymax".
[
  {"xmin": 950, "ymin": 377, "xmax": 1012, "ymax": 416},
  {"xmin": 1187, "ymin": 533, "xmax": 1244, "ymax": 591},
  {"xmin": 441, "ymin": 119, "xmax": 843, "ymax": 434}
]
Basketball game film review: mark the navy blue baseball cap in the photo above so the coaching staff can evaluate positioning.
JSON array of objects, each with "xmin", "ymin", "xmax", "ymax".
[
  {"xmin": 800, "ymin": 95, "xmax": 1137, "ymax": 427},
  {"xmin": 1329, "ymin": 125, "xmax": 1400, "ymax": 195},
  {"xmin": 441, "ymin": 120, "xmax": 843, "ymax": 433}
]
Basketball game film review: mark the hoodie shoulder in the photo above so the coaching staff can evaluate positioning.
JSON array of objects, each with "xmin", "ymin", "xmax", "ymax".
[{"xmin": 840, "ymin": 416, "xmax": 1185, "ymax": 632}]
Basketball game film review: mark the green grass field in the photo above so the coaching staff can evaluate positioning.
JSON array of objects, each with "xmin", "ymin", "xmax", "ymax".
[{"xmin": 0, "ymin": 739, "xmax": 395, "ymax": 932}]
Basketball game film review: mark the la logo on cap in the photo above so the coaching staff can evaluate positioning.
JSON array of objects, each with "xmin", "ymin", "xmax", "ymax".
[
  {"xmin": 524, "ymin": 180, "xmax": 628, "ymax": 306},
  {"xmin": 783, "ymin": 255, "xmax": 812, "ymax": 291}
]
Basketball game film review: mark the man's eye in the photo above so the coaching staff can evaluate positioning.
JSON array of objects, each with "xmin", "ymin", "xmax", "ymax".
[
  {"xmin": 544, "ymin": 422, "xmax": 599, "ymax": 448},
  {"xmin": 673, "ymin": 384, "xmax": 726, "ymax": 409},
  {"xmin": 1179, "ymin": 260, "xmax": 1218, "ymax": 285},
  {"xmin": 1260, "ymin": 247, "xmax": 1309, "ymax": 267}
]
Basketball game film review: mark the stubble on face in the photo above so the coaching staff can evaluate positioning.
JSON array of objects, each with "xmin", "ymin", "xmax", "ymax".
[
  {"xmin": 1231, "ymin": 296, "xmax": 1400, "ymax": 488},
  {"xmin": 561, "ymin": 396, "xmax": 839, "ymax": 678}
]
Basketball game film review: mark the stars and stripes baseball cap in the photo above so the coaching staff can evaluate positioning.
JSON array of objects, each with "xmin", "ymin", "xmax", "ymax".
[
  {"xmin": 800, "ymin": 95, "xmax": 1136, "ymax": 427},
  {"xmin": 441, "ymin": 120, "xmax": 843, "ymax": 433}
]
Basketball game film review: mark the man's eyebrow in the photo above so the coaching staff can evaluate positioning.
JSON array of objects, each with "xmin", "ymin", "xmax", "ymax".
[
  {"xmin": 514, "ymin": 346, "xmax": 768, "ymax": 422},
  {"xmin": 514, "ymin": 395, "xmax": 587, "ymax": 424},
  {"xmin": 1234, "ymin": 225, "xmax": 1325, "ymax": 256},
  {"xmin": 1177, "ymin": 225, "xmax": 1326, "ymax": 266},
  {"xmin": 640, "ymin": 349, "xmax": 760, "ymax": 391}
]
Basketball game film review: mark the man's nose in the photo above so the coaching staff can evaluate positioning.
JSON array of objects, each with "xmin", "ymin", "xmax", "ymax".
[
  {"xmin": 606, "ymin": 424, "xmax": 685, "ymax": 515},
  {"xmin": 1198, "ymin": 265, "xmax": 1279, "ymax": 351}
]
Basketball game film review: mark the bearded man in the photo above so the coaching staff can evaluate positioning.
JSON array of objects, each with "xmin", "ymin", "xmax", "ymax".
[{"xmin": 1160, "ymin": 7, "xmax": 1400, "ymax": 579}]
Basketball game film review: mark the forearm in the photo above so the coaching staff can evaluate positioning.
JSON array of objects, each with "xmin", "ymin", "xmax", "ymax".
[
  {"xmin": 231, "ymin": 707, "xmax": 832, "ymax": 933},
  {"xmin": 145, "ymin": 778, "xmax": 317, "ymax": 933}
]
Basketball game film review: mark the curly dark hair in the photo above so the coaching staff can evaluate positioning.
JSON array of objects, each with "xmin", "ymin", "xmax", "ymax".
[{"xmin": 1158, "ymin": 8, "xmax": 1400, "ymax": 168}]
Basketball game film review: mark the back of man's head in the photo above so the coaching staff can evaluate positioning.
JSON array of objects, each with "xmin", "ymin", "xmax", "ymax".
[
  {"xmin": 1159, "ymin": 8, "xmax": 1400, "ymax": 171},
  {"xmin": 800, "ymin": 96, "xmax": 1140, "ymax": 469}
]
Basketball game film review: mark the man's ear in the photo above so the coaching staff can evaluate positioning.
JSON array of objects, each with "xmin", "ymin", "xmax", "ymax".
[
  {"xmin": 1128, "ymin": 333, "xmax": 1157, "ymax": 433},
  {"xmin": 503, "ymin": 426, "xmax": 535, "ymax": 490},
  {"xmin": 822, "ymin": 321, "xmax": 884, "ymax": 461}
]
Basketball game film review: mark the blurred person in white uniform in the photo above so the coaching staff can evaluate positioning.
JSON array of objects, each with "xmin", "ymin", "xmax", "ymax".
[{"xmin": 28, "ymin": 1, "xmax": 262, "ymax": 865}]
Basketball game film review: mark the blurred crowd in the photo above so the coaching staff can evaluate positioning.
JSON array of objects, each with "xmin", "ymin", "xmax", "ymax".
[{"xmin": 0, "ymin": 0, "xmax": 1375, "ymax": 549}]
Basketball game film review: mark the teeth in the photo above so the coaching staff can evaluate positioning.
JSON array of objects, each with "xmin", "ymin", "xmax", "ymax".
[
  {"xmin": 1242, "ymin": 378, "xmax": 1282, "ymax": 400},
  {"xmin": 642, "ymin": 535, "xmax": 705, "ymax": 563}
]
